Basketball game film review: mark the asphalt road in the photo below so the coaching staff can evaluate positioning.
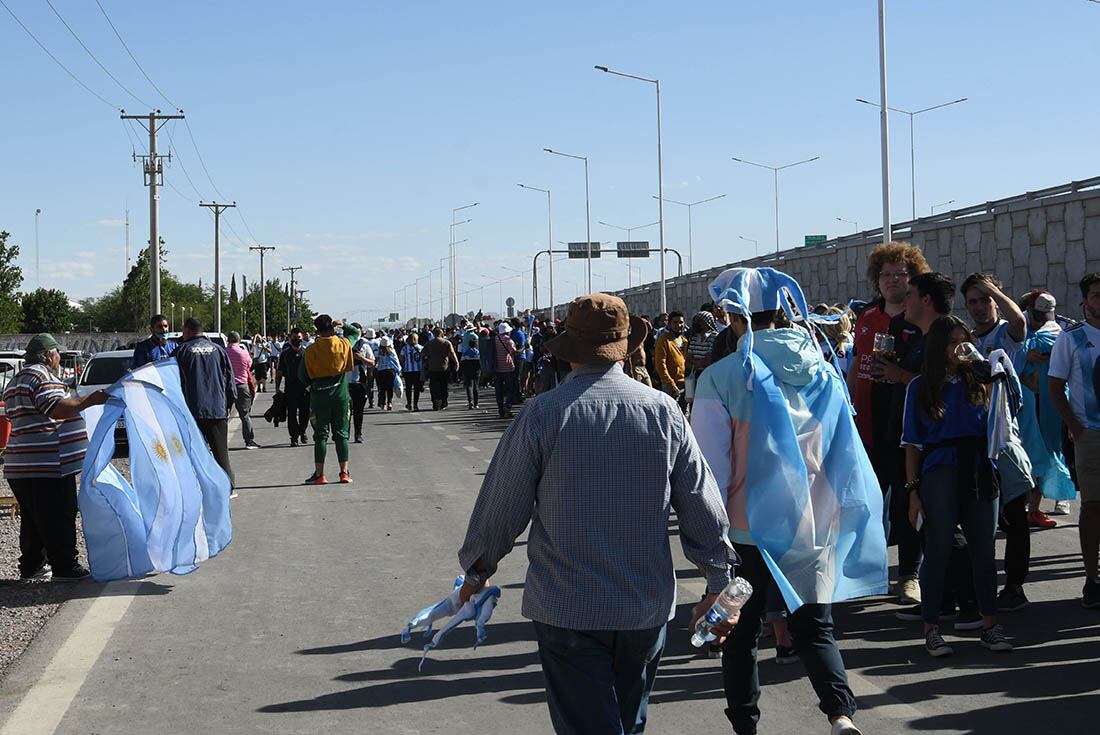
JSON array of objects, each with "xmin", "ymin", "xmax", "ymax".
[{"xmin": 0, "ymin": 386, "xmax": 1096, "ymax": 734}]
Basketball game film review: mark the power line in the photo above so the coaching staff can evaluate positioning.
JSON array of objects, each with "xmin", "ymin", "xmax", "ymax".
[
  {"xmin": 183, "ymin": 117, "xmax": 227, "ymax": 200},
  {"xmin": 0, "ymin": 0, "xmax": 117, "ymax": 108},
  {"xmin": 165, "ymin": 125, "xmax": 206, "ymax": 199},
  {"xmin": 94, "ymin": 0, "xmax": 175, "ymax": 108},
  {"xmin": 43, "ymin": 0, "xmax": 153, "ymax": 109}
]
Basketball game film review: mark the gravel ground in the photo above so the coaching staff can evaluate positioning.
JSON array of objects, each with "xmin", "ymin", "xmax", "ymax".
[{"xmin": 0, "ymin": 460, "xmax": 128, "ymax": 684}]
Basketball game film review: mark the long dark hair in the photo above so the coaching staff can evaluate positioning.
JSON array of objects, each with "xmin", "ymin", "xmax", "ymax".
[{"xmin": 918, "ymin": 315, "xmax": 987, "ymax": 420}]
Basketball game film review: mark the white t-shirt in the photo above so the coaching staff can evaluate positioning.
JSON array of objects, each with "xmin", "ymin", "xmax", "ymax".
[
  {"xmin": 1049, "ymin": 322, "xmax": 1100, "ymax": 429},
  {"xmin": 974, "ymin": 319, "xmax": 1024, "ymax": 360}
]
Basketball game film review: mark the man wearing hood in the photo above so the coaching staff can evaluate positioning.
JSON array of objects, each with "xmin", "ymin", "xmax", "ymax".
[{"xmin": 692, "ymin": 267, "xmax": 886, "ymax": 735}]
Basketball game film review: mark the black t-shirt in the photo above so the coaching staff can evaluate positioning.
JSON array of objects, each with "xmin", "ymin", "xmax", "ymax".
[{"xmin": 886, "ymin": 316, "xmax": 924, "ymax": 444}]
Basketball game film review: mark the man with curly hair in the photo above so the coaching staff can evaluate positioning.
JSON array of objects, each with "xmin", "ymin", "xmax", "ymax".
[{"xmin": 847, "ymin": 241, "xmax": 929, "ymax": 606}]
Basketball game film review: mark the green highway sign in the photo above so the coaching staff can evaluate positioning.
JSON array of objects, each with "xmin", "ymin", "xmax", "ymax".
[{"xmin": 804, "ymin": 235, "xmax": 828, "ymax": 246}]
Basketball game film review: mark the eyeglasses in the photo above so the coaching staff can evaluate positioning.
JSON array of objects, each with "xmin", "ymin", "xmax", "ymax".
[{"xmin": 879, "ymin": 271, "xmax": 909, "ymax": 281}]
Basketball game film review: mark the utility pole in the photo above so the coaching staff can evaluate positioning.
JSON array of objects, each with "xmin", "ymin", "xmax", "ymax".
[
  {"xmin": 124, "ymin": 207, "xmax": 130, "ymax": 277},
  {"xmin": 282, "ymin": 265, "xmax": 302, "ymax": 331},
  {"xmin": 296, "ymin": 289, "xmax": 309, "ymax": 326},
  {"xmin": 34, "ymin": 208, "xmax": 41, "ymax": 290},
  {"xmin": 249, "ymin": 245, "xmax": 276, "ymax": 337},
  {"xmin": 199, "ymin": 201, "xmax": 236, "ymax": 335},
  {"xmin": 121, "ymin": 109, "xmax": 185, "ymax": 316}
]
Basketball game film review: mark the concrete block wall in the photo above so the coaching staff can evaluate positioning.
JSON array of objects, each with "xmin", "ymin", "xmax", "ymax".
[{"xmin": 568, "ymin": 180, "xmax": 1100, "ymax": 321}]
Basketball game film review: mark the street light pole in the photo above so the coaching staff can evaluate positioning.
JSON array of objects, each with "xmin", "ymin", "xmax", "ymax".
[
  {"xmin": 856, "ymin": 96, "xmax": 967, "ymax": 220},
  {"xmin": 596, "ymin": 65, "xmax": 666, "ymax": 312},
  {"xmin": 877, "ymin": 0, "xmax": 892, "ymax": 243},
  {"xmin": 451, "ymin": 202, "xmax": 477, "ymax": 321},
  {"xmin": 654, "ymin": 194, "xmax": 726, "ymax": 273},
  {"xmin": 518, "ymin": 184, "xmax": 554, "ymax": 320},
  {"xmin": 200, "ymin": 201, "xmax": 236, "ymax": 335},
  {"xmin": 34, "ymin": 208, "xmax": 41, "ymax": 290},
  {"xmin": 732, "ymin": 156, "xmax": 820, "ymax": 252},
  {"xmin": 738, "ymin": 235, "xmax": 760, "ymax": 258},
  {"xmin": 931, "ymin": 199, "xmax": 956, "ymax": 215},
  {"xmin": 836, "ymin": 217, "xmax": 860, "ymax": 232},
  {"xmin": 545, "ymin": 148, "xmax": 592, "ymax": 294}
]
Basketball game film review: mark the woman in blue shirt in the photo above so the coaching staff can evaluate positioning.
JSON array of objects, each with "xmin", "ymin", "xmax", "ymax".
[
  {"xmin": 902, "ymin": 315, "xmax": 1012, "ymax": 657},
  {"xmin": 399, "ymin": 334, "xmax": 423, "ymax": 411}
]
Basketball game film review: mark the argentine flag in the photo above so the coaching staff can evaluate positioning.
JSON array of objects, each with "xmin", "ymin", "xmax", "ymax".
[{"xmin": 80, "ymin": 359, "xmax": 232, "ymax": 582}]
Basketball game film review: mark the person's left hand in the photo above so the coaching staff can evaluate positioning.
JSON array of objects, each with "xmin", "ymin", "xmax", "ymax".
[
  {"xmin": 873, "ymin": 356, "xmax": 910, "ymax": 384},
  {"xmin": 690, "ymin": 592, "xmax": 741, "ymax": 646}
]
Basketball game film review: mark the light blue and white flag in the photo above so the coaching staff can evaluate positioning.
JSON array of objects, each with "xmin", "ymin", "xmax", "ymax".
[
  {"xmin": 693, "ymin": 267, "xmax": 887, "ymax": 612},
  {"xmin": 401, "ymin": 575, "xmax": 503, "ymax": 671},
  {"xmin": 80, "ymin": 359, "xmax": 232, "ymax": 582}
]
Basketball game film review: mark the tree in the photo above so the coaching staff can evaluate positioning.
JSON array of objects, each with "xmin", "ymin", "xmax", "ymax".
[
  {"xmin": 0, "ymin": 231, "xmax": 24, "ymax": 333},
  {"xmin": 228, "ymin": 274, "xmax": 238, "ymax": 305},
  {"xmin": 21, "ymin": 288, "xmax": 71, "ymax": 333}
]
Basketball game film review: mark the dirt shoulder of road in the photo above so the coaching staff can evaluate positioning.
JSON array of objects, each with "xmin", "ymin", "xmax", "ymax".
[{"xmin": 0, "ymin": 461, "xmax": 127, "ymax": 684}]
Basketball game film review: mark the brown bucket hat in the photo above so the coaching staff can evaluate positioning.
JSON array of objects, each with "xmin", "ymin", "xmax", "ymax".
[{"xmin": 543, "ymin": 293, "xmax": 649, "ymax": 365}]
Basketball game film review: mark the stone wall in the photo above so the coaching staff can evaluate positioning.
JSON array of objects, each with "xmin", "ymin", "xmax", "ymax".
[{"xmin": 566, "ymin": 178, "xmax": 1100, "ymax": 319}]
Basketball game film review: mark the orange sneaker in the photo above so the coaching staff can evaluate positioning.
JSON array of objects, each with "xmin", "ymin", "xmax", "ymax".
[
  {"xmin": 1028, "ymin": 511, "xmax": 1056, "ymax": 529},
  {"xmin": 304, "ymin": 473, "xmax": 328, "ymax": 485},
  {"xmin": 339, "ymin": 471, "xmax": 352, "ymax": 484}
]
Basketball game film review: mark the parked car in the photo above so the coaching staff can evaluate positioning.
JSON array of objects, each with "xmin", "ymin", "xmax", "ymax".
[
  {"xmin": 77, "ymin": 349, "xmax": 135, "ymax": 455},
  {"xmin": 166, "ymin": 332, "xmax": 227, "ymax": 348}
]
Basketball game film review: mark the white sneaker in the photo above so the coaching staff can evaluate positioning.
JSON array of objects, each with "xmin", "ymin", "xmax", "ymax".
[
  {"xmin": 898, "ymin": 575, "xmax": 921, "ymax": 605},
  {"xmin": 1053, "ymin": 500, "xmax": 1072, "ymax": 515},
  {"xmin": 830, "ymin": 716, "xmax": 862, "ymax": 735},
  {"xmin": 229, "ymin": 491, "xmax": 239, "ymax": 499}
]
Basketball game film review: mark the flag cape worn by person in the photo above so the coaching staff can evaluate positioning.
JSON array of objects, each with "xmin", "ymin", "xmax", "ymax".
[
  {"xmin": 1017, "ymin": 328, "xmax": 1076, "ymax": 500},
  {"xmin": 401, "ymin": 576, "xmax": 502, "ymax": 671},
  {"xmin": 80, "ymin": 359, "xmax": 233, "ymax": 582},
  {"xmin": 694, "ymin": 267, "xmax": 887, "ymax": 612}
]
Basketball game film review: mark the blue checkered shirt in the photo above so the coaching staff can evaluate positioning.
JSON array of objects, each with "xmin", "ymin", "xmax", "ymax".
[{"xmin": 458, "ymin": 362, "xmax": 732, "ymax": 631}]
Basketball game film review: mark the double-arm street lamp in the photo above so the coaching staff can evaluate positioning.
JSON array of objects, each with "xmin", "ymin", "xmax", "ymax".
[
  {"xmin": 544, "ymin": 148, "xmax": 592, "ymax": 294},
  {"xmin": 450, "ymin": 203, "xmax": 477, "ymax": 317},
  {"xmin": 856, "ymin": 96, "xmax": 967, "ymax": 220},
  {"xmin": 595, "ymin": 64, "xmax": 667, "ymax": 312},
  {"xmin": 732, "ymin": 155, "xmax": 819, "ymax": 253},
  {"xmin": 654, "ymin": 194, "xmax": 725, "ymax": 273},
  {"xmin": 518, "ymin": 183, "xmax": 554, "ymax": 320}
]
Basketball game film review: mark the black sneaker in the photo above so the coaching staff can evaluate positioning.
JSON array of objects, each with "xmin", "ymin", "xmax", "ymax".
[
  {"xmin": 924, "ymin": 627, "xmax": 954, "ymax": 657},
  {"xmin": 954, "ymin": 607, "xmax": 984, "ymax": 631},
  {"xmin": 997, "ymin": 586, "xmax": 1029, "ymax": 613},
  {"xmin": 290, "ymin": 437, "xmax": 299, "ymax": 447},
  {"xmin": 775, "ymin": 644, "xmax": 799, "ymax": 664},
  {"xmin": 1083, "ymin": 579, "xmax": 1100, "ymax": 609},
  {"xmin": 20, "ymin": 563, "xmax": 52, "ymax": 581},
  {"xmin": 52, "ymin": 565, "xmax": 90, "ymax": 583},
  {"xmin": 354, "ymin": 434, "xmax": 363, "ymax": 444},
  {"xmin": 980, "ymin": 624, "xmax": 1013, "ymax": 652}
]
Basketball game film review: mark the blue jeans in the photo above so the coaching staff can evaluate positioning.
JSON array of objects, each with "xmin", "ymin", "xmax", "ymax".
[
  {"xmin": 532, "ymin": 621, "xmax": 666, "ymax": 735},
  {"xmin": 725, "ymin": 544, "xmax": 856, "ymax": 734},
  {"xmin": 917, "ymin": 462, "xmax": 998, "ymax": 624}
]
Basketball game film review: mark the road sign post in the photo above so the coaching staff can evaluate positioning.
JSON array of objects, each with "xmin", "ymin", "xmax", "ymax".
[
  {"xmin": 567, "ymin": 242, "xmax": 601, "ymax": 259},
  {"xmin": 616, "ymin": 241, "xmax": 651, "ymax": 258}
]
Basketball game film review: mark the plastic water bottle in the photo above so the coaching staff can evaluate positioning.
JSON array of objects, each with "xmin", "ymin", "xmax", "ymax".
[{"xmin": 690, "ymin": 577, "xmax": 754, "ymax": 648}]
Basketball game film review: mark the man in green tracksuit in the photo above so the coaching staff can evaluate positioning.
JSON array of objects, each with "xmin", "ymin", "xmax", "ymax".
[{"xmin": 298, "ymin": 314, "xmax": 353, "ymax": 485}]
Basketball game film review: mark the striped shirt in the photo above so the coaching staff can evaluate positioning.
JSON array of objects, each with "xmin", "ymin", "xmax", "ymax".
[{"xmin": 2, "ymin": 363, "xmax": 88, "ymax": 479}]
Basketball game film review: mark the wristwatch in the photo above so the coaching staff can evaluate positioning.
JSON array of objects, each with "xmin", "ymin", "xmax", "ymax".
[{"xmin": 904, "ymin": 479, "xmax": 921, "ymax": 493}]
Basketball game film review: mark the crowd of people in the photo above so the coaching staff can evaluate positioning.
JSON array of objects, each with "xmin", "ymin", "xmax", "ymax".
[{"xmin": 5, "ymin": 241, "xmax": 1100, "ymax": 734}]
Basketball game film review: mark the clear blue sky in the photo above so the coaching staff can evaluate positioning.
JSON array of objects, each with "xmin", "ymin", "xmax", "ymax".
[{"xmin": 2, "ymin": 0, "xmax": 1098, "ymax": 320}]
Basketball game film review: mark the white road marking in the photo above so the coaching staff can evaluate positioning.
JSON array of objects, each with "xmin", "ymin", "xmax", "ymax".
[
  {"xmin": 445, "ymin": 435, "xmax": 459, "ymax": 440},
  {"xmin": 0, "ymin": 581, "xmax": 142, "ymax": 735},
  {"xmin": 462, "ymin": 446, "xmax": 480, "ymax": 453},
  {"xmin": 430, "ymin": 426, "xmax": 444, "ymax": 431}
]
